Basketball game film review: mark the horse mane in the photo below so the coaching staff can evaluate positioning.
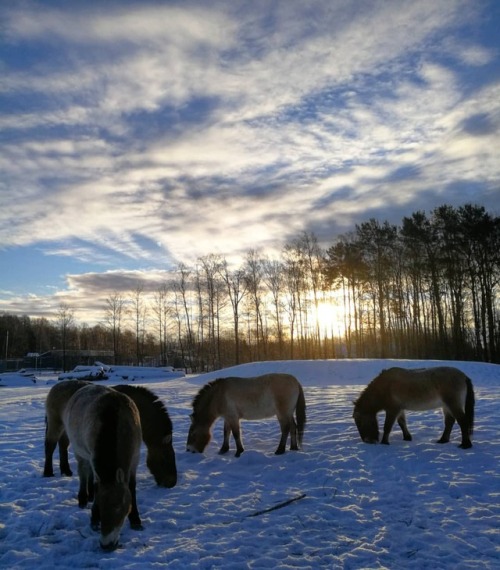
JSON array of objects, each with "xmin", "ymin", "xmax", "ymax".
[
  {"xmin": 353, "ymin": 371, "xmax": 385, "ymax": 409},
  {"xmin": 94, "ymin": 393, "xmax": 121, "ymax": 483},
  {"xmin": 113, "ymin": 384, "xmax": 173, "ymax": 437},
  {"xmin": 191, "ymin": 379, "xmax": 223, "ymax": 421}
]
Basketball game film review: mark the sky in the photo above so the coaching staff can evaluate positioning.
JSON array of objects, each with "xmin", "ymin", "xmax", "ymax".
[{"xmin": 1, "ymin": 0, "xmax": 500, "ymax": 325}]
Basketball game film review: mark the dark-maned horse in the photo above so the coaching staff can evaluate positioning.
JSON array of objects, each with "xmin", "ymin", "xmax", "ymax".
[
  {"xmin": 44, "ymin": 380, "xmax": 177, "ymax": 487},
  {"xmin": 353, "ymin": 366, "xmax": 475, "ymax": 448},
  {"xmin": 62, "ymin": 383, "xmax": 142, "ymax": 550},
  {"xmin": 186, "ymin": 373, "xmax": 306, "ymax": 457},
  {"xmin": 112, "ymin": 384, "xmax": 177, "ymax": 488}
]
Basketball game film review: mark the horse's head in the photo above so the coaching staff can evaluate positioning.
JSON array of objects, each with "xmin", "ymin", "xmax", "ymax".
[
  {"xmin": 97, "ymin": 469, "xmax": 132, "ymax": 551},
  {"xmin": 146, "ymin": 434, "xmax": 178, "ymax": 488},
  {"xmin": 186, "ymin": 415, "xmax": 211, "ymax": 453},
  {"xmin": 353, "ymin": 406, "xmax": 379, "ymax": 444}
]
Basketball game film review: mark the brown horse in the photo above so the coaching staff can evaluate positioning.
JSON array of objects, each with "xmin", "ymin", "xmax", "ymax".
[
  {"xmin": 44, "ymin": 380, "xmax": 177, "ymax": 488},
  {"xmin": 186, "ymin": 373, "xmax": 306, "ymax": 457},
  {"xmin": 113, "ymin": 384, "xmax": 177, "ymax": 488},
  {"xmin": 62, "ymin": 383, "xmax": 142, "ymax": 550},
  {"xmin": 353, "ymin": 366, "xmax": 475, "ymax": 448}
]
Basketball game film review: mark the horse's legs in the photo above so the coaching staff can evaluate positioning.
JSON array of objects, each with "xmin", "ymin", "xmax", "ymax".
[
  {"xmin": 218, "ymin": 421, "xmax": 231, "ymax": 455},
  {"xmin": 43, "ymin": 418, "xmax": 65, "ymax": 477},
  {"xmin": 127, "ymin": 474, "xmax": 143, "ymax": 530},
  {"xmin": 231, "ymin": 422, "xmax": 244, "ymax": 457},
  {"xmin": 397, "ymin": 412, "xmax": 412, "ymax": 441},
  {"xmin": 58, "ymin": 432, "xmax": 73, "ymax": 476},
  {"xmin": 437, "ymin": 410, "xmax": 455, "ymax": 444},
  {"xmin": 275, "ymin": 418, "xmax": 291, "ymax": 455},
  {"xmin": 43, "ymin": 437, "xmax": 58, "ymax": 477},
  {"xmin": 90, "ymin": 481, "xmax": 100, "ymax": 531},
  {"xmin": 453, "ymin": 410, "xmax": 473, "ymax": 449},
  {"xmin": 289, "ymin": 418, "xmax": 299, "ymax": 450},
  {"xmin": 457, "ymin": 421, "xmax": 473, "ymax": 448},
  {"xmin": 76, "ymin": 457, "xmax": 93, "ymax": 508},
  {"xmin": 381, "ymin": 409, "xmax": 399, "ymax": 444}
]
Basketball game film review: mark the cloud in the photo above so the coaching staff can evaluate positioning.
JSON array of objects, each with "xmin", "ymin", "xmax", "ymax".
[{"xmin": 1, "ymin": 1, "xmax": 499, "ymax": 323}]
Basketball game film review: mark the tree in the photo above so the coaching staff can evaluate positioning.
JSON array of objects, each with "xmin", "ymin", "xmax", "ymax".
[
  {"xmin": 355, "ymin": 219, "xmax": 397, "ymax": 357},
  {"xmin": 130, "ymin": 284, "xmax": 147, "ymax": 365},
  {"xmin": 152, "ymin": 284, "xmax": 169, "ymax": 366},
  {"xmin": 103, "ymin": 292, "xmax": 126, "ymax": 364},
  {"xmin": 244, "ymin": 250, "xmax": 266, "ymax": 360},
  {"xmin": 263, "ymin": 258, "xmax": 286, "ymax": 359},
  {"xmin": 56, "ymin": 304, "xmax": 74, "ymax": 371},
  {"xmin": 219, "ymin": 258, "xmax": 248, "ymax": 365}
]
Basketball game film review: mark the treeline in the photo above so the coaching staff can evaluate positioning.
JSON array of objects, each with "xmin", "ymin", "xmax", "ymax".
[{"xmin": 1, "ymin": 203, "xmax": 499, "ymax": 370}]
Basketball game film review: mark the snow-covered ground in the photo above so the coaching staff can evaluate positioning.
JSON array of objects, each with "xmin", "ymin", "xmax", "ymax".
[{"xmin": 0, "ymin": 359, "xmax": 499, "ymax": 569}]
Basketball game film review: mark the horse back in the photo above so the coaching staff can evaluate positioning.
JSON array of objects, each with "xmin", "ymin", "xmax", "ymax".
[
  {"xmin": 63, "ymin": 384, "xmax": 141, "ymax": 481},
  {"xmin": 220, "ymin": 373, "xmax": 302, "ymax": 420},
  {"xmin": 46, "ymin": 380, "xmax": 91, "ymax": 425},
  {"xmin": 379, "ymin": 366, "xmax": 470, "ymax": 411}
]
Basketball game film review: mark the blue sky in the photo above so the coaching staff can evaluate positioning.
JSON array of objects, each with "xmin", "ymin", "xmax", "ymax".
[{"xmin": 1, "ymin": 0, "xmax": 499, "ymax": 324}]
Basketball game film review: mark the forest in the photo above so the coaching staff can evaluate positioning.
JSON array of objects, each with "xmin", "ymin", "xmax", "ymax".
[{"xmin": 1, "ymin": 203, "xmax": 499, "ymax": 371}]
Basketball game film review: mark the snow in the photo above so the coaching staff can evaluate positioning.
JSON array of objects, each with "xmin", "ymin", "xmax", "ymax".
[{"xmin": 0, "ymin": 359, "xmax": 499, "ymax": 569}]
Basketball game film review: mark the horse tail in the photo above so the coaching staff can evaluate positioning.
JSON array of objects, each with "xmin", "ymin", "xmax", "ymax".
[
  {"xmin": 295, "ymin": 384, "xmax": 306, "ymax": 448},
  {"xmin": 465, "ymin": 376, "xmax": 475, "ymax": 436}
]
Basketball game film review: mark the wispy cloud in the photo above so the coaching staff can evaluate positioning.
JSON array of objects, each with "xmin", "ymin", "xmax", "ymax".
[{"xmin": 1, "ymin": 0, "xmax": 499, "ymax": 321}]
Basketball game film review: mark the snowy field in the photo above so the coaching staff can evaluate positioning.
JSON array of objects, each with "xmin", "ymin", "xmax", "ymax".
[{"xmin": 0, "ymin": 359, "xmax": 499, "ymax": 569}]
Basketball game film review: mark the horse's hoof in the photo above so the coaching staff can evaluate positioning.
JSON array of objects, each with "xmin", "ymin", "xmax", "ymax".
[
  {"xmin": 100, "ymin": 540, "xmax": 119, "ymax": 552},
  {"xmin": 274, "ymin": 448, "xmax": 286, "ymax": 455},
  {"xmin": 130, "ymin": 522, "xmax": 144, "ymax": 531},
  {"xmin": 459, "ymin": 442, "xmax": 473, "ymax": 449},
  {"xmin": 43, "ymin": 471, "xmax": 54, "ymax": 478}
]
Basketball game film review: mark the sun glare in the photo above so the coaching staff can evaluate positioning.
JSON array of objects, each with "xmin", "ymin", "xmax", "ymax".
[{"xmin": 314, "ymin": 298, "xmax": 345, "ymax": 338}]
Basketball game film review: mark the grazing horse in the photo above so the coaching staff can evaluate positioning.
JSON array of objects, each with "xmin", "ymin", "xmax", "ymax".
[
  {"xmin": 186, "ymin": 373, "xmax": 306, "ymax": 457},
  {"xmin": 353, "ymin": 366, "xmax": 475, "ymax": 448},
  {"xmin": 111, "ymin": 385, "xmax": 176, "ymax": 488},
  {"xmin": 44, "ymin": 380, "xmax": 177, "ymax": 488},
  {"xmin": 62, "ymin": 384, "xmax": 142, "ymax": 550}
]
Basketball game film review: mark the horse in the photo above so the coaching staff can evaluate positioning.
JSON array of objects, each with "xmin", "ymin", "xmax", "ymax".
[
  {"xmin": 44, "ymin": 380, "xmax": 177, "ymax": 488},
  {"xmin": 62, "ymin": 383, "xmax": 142, "ymax": 550},
  {"xmin": 186, "ymin": 373, "xmax": 306, "ymax": 457},
  {"xmin": 111, "ymin": 385, "xmax": 176, "ymax": 488},
  {"xmin": 352, "ymin": 366, "xmax": 475, "ymax": 448}
]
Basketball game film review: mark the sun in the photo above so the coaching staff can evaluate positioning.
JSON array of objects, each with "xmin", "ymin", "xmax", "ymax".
[{"xmin": 312, "ymin": 296, "xmax": 346, "ymax": 338}]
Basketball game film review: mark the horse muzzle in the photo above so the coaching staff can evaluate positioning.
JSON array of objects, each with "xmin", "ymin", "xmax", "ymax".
[
  {"xmin": 100, "ymin": 528, "xmax": 121, "ymax": 551},
  {"xmin": 100, "ymin": 538, "xmax": 119, "ymax": 552}
]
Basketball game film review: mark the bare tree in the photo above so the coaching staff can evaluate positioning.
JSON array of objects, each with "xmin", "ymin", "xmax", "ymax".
[
  {"xmin": 244, "ymin": 250, "xmax": 266, "ymax": 360},
  {"xmin": 56, "ymin": 304, "xmax": 74, "ymax": 371},
  {"xmin": 153, "ymin": 284, "xmax": 170, "ymax": 366},
  {"xmin": 130, "ymin": 284, "xmax": 147, "ymax": 365},
  {"xmin": 198, "ymin": 255, "xmax": 226, "ymax": 370},
  {"xmin": 103, "ymin": 292, "xmax": 126, "ymax": 364},
  {"xmin": 263, "ymin": 258, "xmax": 286, "ymax": 358},
  {"xmin": 219, "ymin": 258, "xmax": 248, "ymax": 365}
]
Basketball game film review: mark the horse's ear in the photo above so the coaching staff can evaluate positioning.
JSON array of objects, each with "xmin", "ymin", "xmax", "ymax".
[
  {"xmin": 163, "ymin": 434, "xmax": 172, "ymax": 445},
  {"xmin": 116, "ymin": 468, "xmax": 125, "ymax": 484}
]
